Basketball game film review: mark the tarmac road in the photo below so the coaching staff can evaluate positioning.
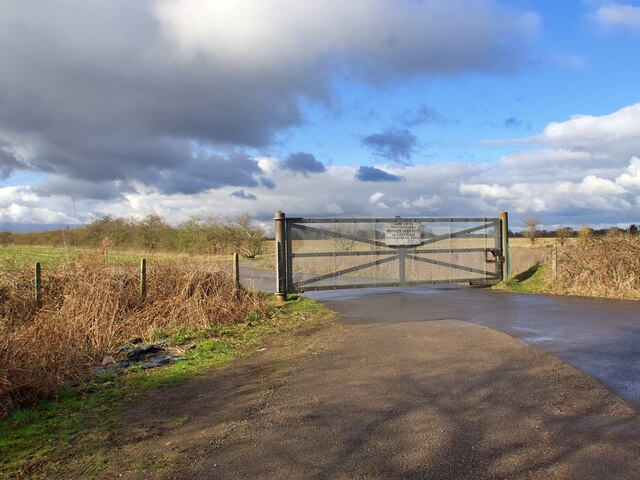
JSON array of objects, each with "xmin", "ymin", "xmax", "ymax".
[
  {"xmin": 108, "ymin": 267, "xmax": 640, "ymax": 479},
  {"xmin": 241, "ymin": 266, "xmax": 640, "ymax": 407}
]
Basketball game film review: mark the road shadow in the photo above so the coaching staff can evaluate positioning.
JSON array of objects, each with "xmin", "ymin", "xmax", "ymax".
[{"xmin": 152, "ymin": 320, "xmax": 640, "ymax": 480}]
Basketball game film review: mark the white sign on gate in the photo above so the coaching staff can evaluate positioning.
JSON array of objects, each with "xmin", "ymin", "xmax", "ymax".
[{"xmin": 384, "ymin": 222, "xmax": 421, "ymax": 247}]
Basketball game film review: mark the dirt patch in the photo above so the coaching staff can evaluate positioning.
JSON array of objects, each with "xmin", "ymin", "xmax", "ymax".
[
  {"xmin": 92, "ymin": 319, "xmax": 344, "ymax": 479},
  {"xmin": 97, "ymin": 319, "xmax": 640, "ymax": 479}
]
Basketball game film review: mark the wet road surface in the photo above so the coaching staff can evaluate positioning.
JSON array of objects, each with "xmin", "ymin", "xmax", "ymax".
[
  {"xmin": 104, "ymin": 267, "xmax": 640, "ymax": 479},
  {"xmin": 242, "ymin": 266, "xmax": 640, "ymax": 407}
]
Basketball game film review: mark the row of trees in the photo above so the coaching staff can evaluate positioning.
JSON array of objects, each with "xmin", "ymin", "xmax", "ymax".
[
  {"xmin": 516, "ymin": 218, "xmax": 637, "ymax": 245},
  {"xmin": 0, "ymin": 214, "xmax": 266, "ymax": 257}
]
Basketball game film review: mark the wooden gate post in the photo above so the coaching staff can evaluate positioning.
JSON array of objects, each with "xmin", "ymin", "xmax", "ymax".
[
  {"xmin": 499, "ymin": 211, "xmax": 510, "ymax": 281},
  {"xmin": 274, "ymin": 211, "xmax": 287, "ymax": 302}
]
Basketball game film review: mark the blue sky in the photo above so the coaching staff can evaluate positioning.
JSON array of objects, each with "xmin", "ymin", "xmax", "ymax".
[
  {"xmin": 279, "ymin": 0, "xmax": 640, "ymax": 166},
  {"xmin": 1, "ymin": 0, "xmax": 640, "ymax": 231}
]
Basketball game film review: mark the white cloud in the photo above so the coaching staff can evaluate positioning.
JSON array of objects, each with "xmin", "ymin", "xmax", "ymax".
[
  {"xmin": 4, "ymin": 103, "xmax": 640, "ymax": 231},
  {"xmin": 556, "ymin": 175, "xmax": 627, "ymax": 196},
  {"xmin": 256, "ymin": 157, "xmax": 279, "ymax": 175},
  {"xmin": 543, "ymin": 104, "xmax": 640, "ymax": 146},
  {"xmin": 596, "ymin": 3, "xmax": 640, "ymax": 33},
  {"xmin": 412, "ymin": 195, "xmax": 440, "ymax": 209},
  {"xmin": 459, "ymin": 183, "xmax": 512, "ymax": 199},
  {"xmin": 155, "ymin": 0, "xmax": 539, "ymax": 79},
  {"xmin": 499, "ymin": 148, "xmax": 592, "ymax": 168},
  {"xmin": 486, "ymin": 103, "xmax": 640, "ymax": 190},
  {"xmin": 1, "ymin": 203, "xmax": 72, "ymax": 224},
  {"xmin": 369, "ymin": 192, "xmax": 385, "ymax": 204},
  {"xmin": 615, "ymin": 156, "xmax": 640, "ymax": 189}
]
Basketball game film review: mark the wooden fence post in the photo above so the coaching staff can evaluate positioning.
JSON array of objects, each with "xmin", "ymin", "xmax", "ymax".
[
  {"xmin": 551, "ymin": 244, "xmax": 558, "ymax": 278},
  {"xmin": 232, "ymin": 253, "xmax": 240, "ymax": 291},
  {"xmin": 34, "ymin": 262, "xmax": 42, "ymax": 309},
  {"xmin": 140, "ymin": 258, "xmax": 147, "ymax": 300}
]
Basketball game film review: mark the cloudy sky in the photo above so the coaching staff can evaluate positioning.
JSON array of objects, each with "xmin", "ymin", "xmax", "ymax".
[{"xmin": 1, "ymin": 0, "xmax": 640, "ymax": 231}]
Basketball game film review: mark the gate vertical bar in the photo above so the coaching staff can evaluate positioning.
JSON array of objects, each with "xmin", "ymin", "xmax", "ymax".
[
  {"xmin": 499, "ymin": 211, "xmax": 510, "ymax": 281},
  {"xmin": 285, "ymin": 219, "xmax": 293, "ymax": 294},
  {"xmin": 494, "ymin": 219, "xmax": 501, "ymax": 279},
  {"xmin": 274, "ymin": 211, "xmax": 287, "ymax": 301},
  {"xmin": 398, "ymin": 247, "xmax": 406, "ymax": 286}
]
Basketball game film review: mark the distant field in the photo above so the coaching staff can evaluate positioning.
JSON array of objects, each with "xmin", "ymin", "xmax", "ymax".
[
  {"xmin": 509, "ymin": 237, "xmax": 575, "ymax": 247},
  {"xmin": 0, "ymin": 245, "xmax": 236, "ymax": 270}
]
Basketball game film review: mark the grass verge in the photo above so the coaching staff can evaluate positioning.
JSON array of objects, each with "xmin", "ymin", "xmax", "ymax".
[
  {"xmin": 0, "ymin": 295, "xmax": 334, "ymax": 479},
  {"xmin": 492, "ymin": 263, "xmax": 552, "ymax": 295}
]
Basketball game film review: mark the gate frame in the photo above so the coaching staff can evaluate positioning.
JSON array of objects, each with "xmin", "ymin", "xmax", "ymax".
[{"xmin": 275, "ymin": 211, "xmax": 509, "ymax": 298}]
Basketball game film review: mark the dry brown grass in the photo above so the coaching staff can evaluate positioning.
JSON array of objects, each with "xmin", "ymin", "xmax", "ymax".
[
  {"xmin": 508, "ymin": 245, "xmax": 551, "ymax": 275},
  {"xmin": 0, "ymin": 256, "xmax": 266, "ymax": 417},
  {"xmin": 555, "ymin": 233, "xmax": 640, "ymax": 299}
]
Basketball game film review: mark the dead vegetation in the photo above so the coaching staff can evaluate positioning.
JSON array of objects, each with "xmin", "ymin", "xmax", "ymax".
[
  {"xmin": 508, "ymin": 244, "xmax": 551, "ymax": 276},
  {"xmin": 554, "ymin": 232, "xmax": 640, "ymax": 299},
  {"xmin": 0, "ymin": 256, "xmax": 266, "ymax": 418}
]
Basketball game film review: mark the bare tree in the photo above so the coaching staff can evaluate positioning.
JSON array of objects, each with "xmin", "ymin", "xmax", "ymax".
[
  {"xmin": 523, "ymin": 217, "xmax": 540, "ymax": 246},
  {"xmin": 555, "ymin": 227, "xmax": 573, "ymax": 247},
  {"xmin": 578, "ymin": 223, "xmax": 593, "ymax": 241}
]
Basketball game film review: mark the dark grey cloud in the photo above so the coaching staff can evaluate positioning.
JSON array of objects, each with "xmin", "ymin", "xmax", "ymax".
[
  {"xmin": 0, "ymin": 146, "xmax": 26, "ymax": 179},
  {"xmin": 34, "ymin": 178, "xmax": 123, "ymax": 201},
  {"xmin": 355, "ymin": 166, "xmax": 403, "ymax": 182},
  {"xmin": 260, "ymin": 177, "xmax": 277, "ymax": 190},
  {"xmin": 400, "ymin": 104, "xmax": 458, "ymax": 127},
  {"xmin": 0, "ymin": 1, "xmax": 537, "ymax": 200},
  {"xmin": 282, "ymin": 152, "xmax": 326, "ymax": 175},
  {"xmin": 230, "ymin": 190, "xmax": 257, "ymax": 201},
  {"xmin": 154, "ymin": 152, "xmax": 262, "ymax": 195},
  {"xmin": 362, "ymin": 128, "xmax": 417, "ymax": 163},
  {"xmin": 0, "ymin": 1, "xmax": 317, "ymax": 194}
]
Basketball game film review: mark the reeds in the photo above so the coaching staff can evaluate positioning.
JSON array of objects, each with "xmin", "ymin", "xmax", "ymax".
[{"xmin": 0, "ymin": 258, "xmax": 266, "ymax": 417}]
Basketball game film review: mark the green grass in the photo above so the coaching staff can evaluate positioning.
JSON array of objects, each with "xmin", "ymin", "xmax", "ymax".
[
  {"xmin": 0, "ymin": 296, "xmax": 333, "ymax": 479},
  {"xmin": 493, "ymin": 263, "xmax": 552, "ymax": 294},
  {"xmin": 0, "ymin": 245, "xmax": 81, "ymax": 269},
  {"xmin": 0, "ymin": 245, "xmax": 235, "ymax": 270}
]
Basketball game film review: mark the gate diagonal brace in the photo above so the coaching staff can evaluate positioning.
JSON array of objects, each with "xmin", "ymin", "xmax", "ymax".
[
  {"xmin": 405, "ymin": 254, "xmax": 499, "ymax": 278},
  {"xmin": 294, "ymin": 248, "xmax": 493, "ymax": 258},
  {"xmin": 417, "ymin": 223, "xmax": 496, "ymax": 248},
  {"xmin": 291, "ymin": 223, "xmax": 384, "ymax": 248},
  {"xmin": 296, "ymin": 254, "xmax": 399, "ymax": 287}
]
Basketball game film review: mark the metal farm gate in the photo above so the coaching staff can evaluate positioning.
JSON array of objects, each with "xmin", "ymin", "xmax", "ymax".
[{"xmin": 274, "ymin": 212, "xmax": 510, "ymax": 297}]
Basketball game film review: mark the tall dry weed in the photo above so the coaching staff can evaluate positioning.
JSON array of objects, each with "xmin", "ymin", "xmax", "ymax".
[
  {"xmin": 555, "ymin": 233, "xmax": 640, "ymax": 299},
  {"xmin": 0, "ymin": 258, "xmax": 265, "ymax": 417},
  {"xmin": 508, "ymin": 245, "xmax": 551, "ymax": 276}
]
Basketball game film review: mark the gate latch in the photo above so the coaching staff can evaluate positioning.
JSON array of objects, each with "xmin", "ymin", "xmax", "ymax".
[{"xmin": 485, "ymin": 248, "xmax": 502, "ymax": 264}]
